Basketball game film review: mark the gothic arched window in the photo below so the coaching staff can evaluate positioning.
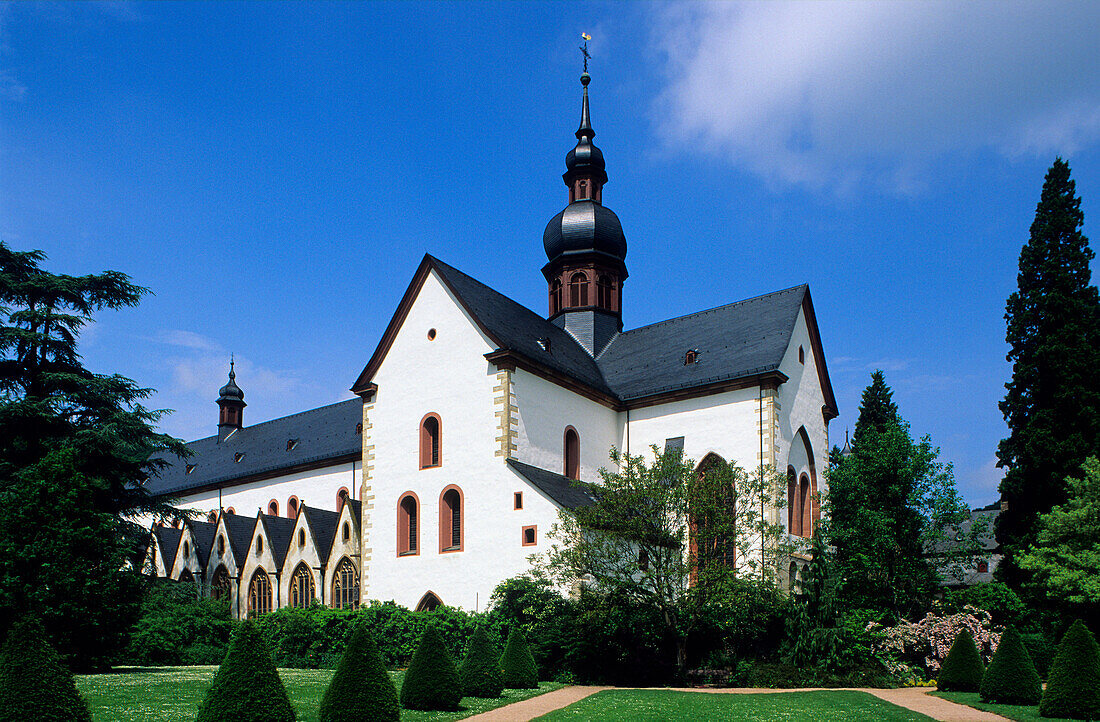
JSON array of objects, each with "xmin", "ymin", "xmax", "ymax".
[
  {"xmin": 415, "ymin": 591, "xmax": 443, "ymax": 612},
  {"xmin": 787, "ymin": 466, "xmax": 799, "ymax": 536},
  {"xmin": 799, "ymin": 474, "xmax": 812, "ymax": 538},
  {"xmin": 290, "ymin": 563, "xmax": 315, "ymax": 609},
  {"xmin": 398, "ymin": 493, "xmax": 419, "ymax": 556},
  {"xmin": 420, "ymin": 414, "xmax": 441, "ymax": 468},
  {"xmin": 564, "ymin": 427, "xmax": 580, "ymax": 480},
  {"xmin": 211, "ymin": 565, "xmax": 230, "ymax": 601},
  {"xmin": 569, "ymin": 272, "xmax": 589, "ymax": 307},
  {"xmin": 439, "ymin": 486, "xmax": 463, "ymax": 553},
  {"xmin": 248, "ymin": 569, "xmax": 272, "ymax": 616},
  {"xmin": 332, "ymin": 557, "xmax": 359, "ymax": 610},
  {"xmin": 596, "ymin": 275, "xmax": 614, "ymax": 310}
]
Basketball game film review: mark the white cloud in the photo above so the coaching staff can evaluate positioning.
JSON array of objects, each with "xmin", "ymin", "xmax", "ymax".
[
  {"xmin": 153, "ymin": 329, "xmax": 222, "ymax": 352},
  {"xmin": 651, "ymin": 1, "xmax": 1100, "ymax": 192}
]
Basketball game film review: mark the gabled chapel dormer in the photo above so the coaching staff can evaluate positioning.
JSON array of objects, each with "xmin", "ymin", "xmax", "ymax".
[
  {"xmin": 542, "ymin": 66, "xmax": 627, "ymax": 357},
  {"xmin": 216, "ymin": 359, "xmax": 245, "ymax": 442}
]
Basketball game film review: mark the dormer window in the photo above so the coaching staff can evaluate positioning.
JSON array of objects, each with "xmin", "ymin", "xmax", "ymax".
[
  {"xmin": 185, "ymin": 464, "xmax": 197, "ymax": 475},
  {"xmin": 538, "ymin": 337, "xmax": 551, "ymax": 353},
  {"xmin": 234, "ymin": 452, "xmax": 245, "ymax": 463},
  {"xmin": 684, "ymin": 349, "xmax": 699, "ymax": 365},
  {"xmin": 286, "ymin": 438, "xmax": 299, "ymax": 451}
]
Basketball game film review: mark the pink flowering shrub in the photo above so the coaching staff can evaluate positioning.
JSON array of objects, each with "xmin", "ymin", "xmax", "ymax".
[{"xmin": 867, "ymin": 605, "xmax": 1001, "ymax": 678}]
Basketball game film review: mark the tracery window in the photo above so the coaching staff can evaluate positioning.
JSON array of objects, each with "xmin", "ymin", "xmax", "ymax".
[
  {"xmin": 439, "ymin": 486, "xmax": 463, "ymax": 552},
  {"xmin": 569, "ymin": 272, "xmax": 589, "ymax": 307},
  {"xmin": 420, "ymin": 414, "xmax": 441, "ymax": 468},
  {"xmin": 596, "ymin": 275, "xmax": 614, "ymax": 310},
  {"xmin": 248, "ymin": 569, "xmax": 272, "ymax": 616},
  {"xmin": 290, "ymin": 563, "xmax": 315, "ymax": 609},
  {"xmin": 211, "ymin": 565, "xmax": 230, "ymax": 601},
  {"xmin": 332, "ymin": 557, "xmax": 359, "ymax": 610},
  {"xmin": 564, "ymin": 427, "xmax": 580, "ymax": 480},
  {"xmin": 398, "ymin": 493, "xmax": 419, "ymax": 555}
]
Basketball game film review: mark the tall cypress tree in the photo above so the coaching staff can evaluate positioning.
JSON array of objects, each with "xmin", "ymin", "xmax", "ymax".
[
  {"xmin": 997, "ymin": 158, "xmax": 1100, "ymax": 583},
  {"xmin": 850, "ymin": 370, "xmax": 900, "ymax": 449}
]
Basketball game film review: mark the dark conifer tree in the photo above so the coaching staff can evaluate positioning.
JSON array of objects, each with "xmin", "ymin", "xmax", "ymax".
[
  {"xmin": 318, "ymin": 622, "xmax": 398, "ymax": 722},
  {"xmin": 195, "ymin": 620, "xmax": 295, "ymax": 722},
  {"xmin": 499, "ymin": 627, "xmax": 539, "ymax": 689},
  {"xmin": 1039, "ymin": 619, "xmax": 1100, "ymax": 719},
  {"xmin": 0, "ymin": 615, "xmax": 91, "ymax": 722},
  {"xmin": 399, "ymin": 624, "xmax": 462, "ymax": 711},
  {"xmin": 850, "ymin": 370, "xmax": 900, "ymax": 449},
  {"xmin": 937, "ymin": 628, "xmax": 984, "ymax": 692},
  {"xmin": 997, "ymin": 159, "xmax": 1100, "ymax": 583},
  {"xmin": 460, "ymin": 626, "xmax": 504, "ymax": 698},
  {"xmin": 980, "ymin": 626, "xmax": 1041, "ymax": 705}
]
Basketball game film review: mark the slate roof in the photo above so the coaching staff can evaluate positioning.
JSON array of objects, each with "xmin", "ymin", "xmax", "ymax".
[
  {"xmin": 152, "ymin": 526, "xmax": 182, "ymax": 571},
  {"xmin": 507, "ymin": 458, "xmax": 595, "ymax": 509},
  {"xmin": 302, "ymin": 506, "xmax": 341, "ymax": 562},
  {"xmin": 344, "ymin": 498, "xmax": 362, "ymax": 532},
  {"xmin": 928, "ymin": 504, "xmax": 1001, "ymax": 555},
  {"xmin": 221, "ymin": 513, "xmax": 258, "ymax": 568},
  {"xmin": 147, "ymin": 398, "xmax": 362, "ymax": 497},
  {"xmin": 186, "ymin": 519, "xmax": 217, "ymax": 569},
  {"xmin": 260, "ymin": 514, "xmax": 298, "ymax": 569}
]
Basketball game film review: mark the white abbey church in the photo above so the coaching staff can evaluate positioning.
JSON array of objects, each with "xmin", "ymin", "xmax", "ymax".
[{"xmin": 145, "ymin": 70, "xmax": 839, "ymax": 619}]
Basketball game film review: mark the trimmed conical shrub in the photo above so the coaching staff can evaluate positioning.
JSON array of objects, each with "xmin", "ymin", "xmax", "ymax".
[
  {"xmin": 0, "ymin": 615, "xmax": 91, "ymax": 722},
  {"xmin": 1039, "ymin": 619, "xmax": 1100, "ymax": 720},
  {"xmin": 460, "ymin": 626, "xmax": 504, "ymax": 698},
  {"xmin": 195, "ymin": 619, "xmax": 295, "ymax": 722},
  {"xmin": 399, "ymin": 624, "xmax": 462, "ymax": 711},
  {"xmin": 318, "ymin": 622, "xmax": 398, "ymax": 722},
  {"xmin": 937, "ymin": 628, "xmax": 984, "ymax": 692},
  {"xmin": 499, "ymin": 627, "xmax": 538, "ymax": 689},
  {"xmin": 980, "ymin": 626, "xmax": 1041, "ymax": 705}
]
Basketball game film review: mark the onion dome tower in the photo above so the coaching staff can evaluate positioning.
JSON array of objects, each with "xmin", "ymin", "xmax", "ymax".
[
  {"xmin": 216, "ymin": 358, "xmax": 245, "ymax": 441},
  {"xmin": 542, "ymin": 47, "xmax": 627, "ymax": 356}
]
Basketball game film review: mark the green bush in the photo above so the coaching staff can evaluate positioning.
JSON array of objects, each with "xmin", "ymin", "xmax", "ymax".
[
  {"xmin": 399, "ymin": 624, "xmax": 462, "ymax": 711},
  {"xmin": 318, "ymin": 622, "xmax": 398, "ymax": 722},
  {"xmin": 733, "ymin": 661, "xmax": 896, "ymax": 689},
  {"xmin": 937, "ymin": 628, "xmax": 984, "ymax": 692},
  {"xmin": 488, "ymin": 575, "xmax": 573, "ymax": 680},
  {"xmin": 195, "ymin": 619, "xmax": 295, "ymax": 722},
  {"xmin": 460, "ymin": 626, "xmax": 504, "ymax": 698},
  {"xmin": 1039, "ymin": 619, "xmax": 1100, "ymax": 719},
  {"xmin": 500, "ymin": 627, "xmax": 539, "ymax": 689},
  {"xmin": 1020, "ymin": 632, "xmax": 1054, "ymax": 679},
  {"xmin": 944, "ymin": 582, "xmax": 1030, "ymax": 629},
  {"xmin": 562, "ymin": 592, "xmax": 675, "ymax": 686},
  {"xmin": 124, "ymin": 580, "xmax": 234, "ymax": 666},
  {"xmin": 0, "ymin": 615, "xmax": 91, "ymax": 722},
  {"xmin": 980, "ymin": 627, "xmax": 1041, "ymax": 705}
]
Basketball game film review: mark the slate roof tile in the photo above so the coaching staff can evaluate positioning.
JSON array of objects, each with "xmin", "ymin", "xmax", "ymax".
[
  {"xmin": 507, "ymin": 458, "xmax": 595, "ymax": 509},
  {"xmin": 221, "ymin": 513, "xmax": 258, "ymax": 569},
  {"xmin": 302, "ymin": 506, "xmax": 341, "ymax": 562},
  {"xmin": 152, "ymin": 526, "xmax": 182, "ymax": 571}
]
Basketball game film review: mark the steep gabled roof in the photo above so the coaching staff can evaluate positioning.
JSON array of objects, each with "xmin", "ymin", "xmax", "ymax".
[
  {"xmin": 147, "ymin": 398, "xmax": 362, "ymax": 497},
  {"xmin": 301, "ymin": 505, "xmax": 341, "ymax": 562},
  {"xmin": 221, "ymin": 513, "xmax": 258, "ymax": 569},
  {"xmin": 184, "ymin": 519, "xmax": 217, "ymax": 569},
  {"xmin": 152, "ymin": 525, "xmax": 182, "ymax": 571},
  {"xmin": 597, "ymin": 284, "xmax": 807, "ymax": 401},
  {"xmin": 259, "ymin": 514, "xmax": 297, "ymax": 570},
  {"xmin": 344, "ymin": 498, "xmax": 362, "ymax": 533},
  {"xmin": 507, "ymin": 458, "xmax": 595, "ymax": 509}
]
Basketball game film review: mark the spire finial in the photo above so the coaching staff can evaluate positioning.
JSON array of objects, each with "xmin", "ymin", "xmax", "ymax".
[
  {"xmin": 229, "ymin": 354, "xmax": 235, "ymax": 380},
  {"xmin": 580, "ymin": 33, "xmax": 591, "ymax": 75},
  {"xmin": 577, "ymin": 33, "xmax": 594, "ymax": 140}
]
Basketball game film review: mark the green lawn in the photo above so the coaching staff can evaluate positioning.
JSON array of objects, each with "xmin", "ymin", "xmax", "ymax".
[
  {"xmin": 534, "ymin": 689, "xmax": 936, "ymax": 721},
  {"xmin": 76, "ymin": 666, "xmax": 562, "ymax": 722},
  {"xmin": 931, "ymin": 691, "xmax": 1077, "ymax": 722}
]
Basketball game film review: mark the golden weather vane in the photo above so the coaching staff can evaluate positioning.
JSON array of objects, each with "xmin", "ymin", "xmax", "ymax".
[{"xmin": 580, "ymin": 33, "xmax": 591, "ymax": 74}]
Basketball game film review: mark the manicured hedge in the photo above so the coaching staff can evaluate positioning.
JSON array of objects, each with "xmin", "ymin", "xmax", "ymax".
[
  {"xmin": 461, "ymin": 626, "xmax": 504, "ymax": 698},
  {"xmin": 400, "ymin": 624, "xmax": 463, "ymax": 711},
  {"xmin": 500, "ymin": 627, "xmax": 539, "ymax": 689},
  {"xmin": 0, "ymin": 616, "xmax": 91, "ymax": 722},
  {"xmin": 318, "ymin": 622, "xmax": 398, "ymax": 722},
  {"xmin": 195, "ymin": 619, "xmax": 295, "ymax": 722},
  {"xmin": 937, "ymin": 628, "xmax": 984, "ymax": 692},
  {"xmin": 1039, "ymin": 619, "xmax": 1100, "ymax": 720},
  {"xmin": 980, "ymin": 627, "xmax": 1041, "ymax": 705}
]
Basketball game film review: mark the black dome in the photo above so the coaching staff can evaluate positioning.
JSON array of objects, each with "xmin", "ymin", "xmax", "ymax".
[
  {"xmin": 543, "ymin": 200, "xmax": 627, "ymax": 262},
  {"xmin": 565, "ymin": 139, "xmax": 605, "ymax": 178},
  {"xmin": 218, "ymin": 365, "xmax": 244, "ymax": 402}
]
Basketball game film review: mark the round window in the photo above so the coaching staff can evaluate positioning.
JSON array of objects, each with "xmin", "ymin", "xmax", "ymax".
[{"xmin": 427, "ymin": 328, "xmax": 437, "ymax": 340}]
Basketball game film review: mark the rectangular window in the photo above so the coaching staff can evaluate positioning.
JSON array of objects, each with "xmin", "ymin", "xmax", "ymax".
[
  {"xmin": 522, "ymin": 525, "xmax": 537, "ymax": 546},
  {"xmin": 514, "ymin": 492, "xmax": 523, "ymax": 509}
]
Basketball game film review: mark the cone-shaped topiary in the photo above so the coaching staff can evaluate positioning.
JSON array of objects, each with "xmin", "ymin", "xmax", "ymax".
[
  {"xmin": 499, "ymin": 627, "xmax": 538, "ymax": 689},
  {"xmin": 399, "ymin": 624, "xmax": 462, "ymax": 711},
  {"xmin": 318, "ymin": 622, "xmax": 398, "ymax": 722},
  {"xmin": 1039, "ymin": 619, "xmax": 1100, "ymax": 719},
  {"xmin": 980, "ymin": 626, "xmax": 1042, "ymax": 705},
  {"xmin": 195, "ymin": 619, "xmax": 295, "ymax": 722},
  {"xmin": 0, "ymin": 615, "xmax": 91, "ymax": 722},
  {"xmin": 460, "ymin": 626, "xmax": 504, "ymax": 698},
  {"xmin": 937, "ymin": 628, "xmax": 984, "ymax": 692}
]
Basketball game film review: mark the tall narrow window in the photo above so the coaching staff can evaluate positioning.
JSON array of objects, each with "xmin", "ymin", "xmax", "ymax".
[
  {"xmin": 290, "ymin": 563, "xmax": 315, "ymax": 609},
  {"xmin": 439, "ymin": 486, "xmax": 463, "ymax": 552},
  {"xmin": 550, "ymin": 279, "xmax": 563, "ymax": 315},
  {"xmin": 787, "ymin": 467, "xmax": 798, "ymax": 536},
  {"xmin": 332, "ymin": 557, "xmax": 359, "ymax": 610},
  {"xmin": 248, "ymin": 569, "xmax": 272, "ymax": 616},
  {"xmin": 287, "ymin": 497, "xmax": 298, "ymax": 518},
  {"xmin": 564, "ymin": 427, "xmax": 580, "ymax": 480},
  {"xmin": 420, "ymin": 414, "xmax": 441, "ymax": 468},
  {"xmin": 569, "ymin": 273, "xmax": 588, "ymax": 307},
  {"xmin": 596, "ymin": 275, "xmax": 613, "ymax": 310},
  {"xmin": 398, "ymin": 493, "xmax": 419, "ymax": 555},
  {"xmin": 211, "ymin": 565, "xmax": 230, "ymax": 601},
  {"xmin": 268, "ymin": 500, "xmax": 279, "ymax": 517},
  {"xmin": 799, "ymin": 474, "xmax": 812, "ymax": 538},
  {"xmin": 337, "ymin": 487, "xmax": 350, "ymax": 512}
]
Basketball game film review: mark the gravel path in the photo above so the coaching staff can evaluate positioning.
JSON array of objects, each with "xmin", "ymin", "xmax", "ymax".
[{"xmin": 463, "ymin": 685, "xmax": 1010, "ymax": 722}]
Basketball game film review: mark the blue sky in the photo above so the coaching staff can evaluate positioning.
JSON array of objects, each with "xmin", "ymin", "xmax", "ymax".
[{"xmin": 3, "ymin": 1, "xmax": 1100, "ymax": 508}]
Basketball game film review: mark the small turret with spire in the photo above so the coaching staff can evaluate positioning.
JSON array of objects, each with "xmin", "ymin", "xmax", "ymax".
[
  {"xmin": 216, "ymin": 357, "xmax": 246, "ymax": 441},
  {"xmin": 541, "ymin": 35, "xmax": 628, "ymax": 356}
]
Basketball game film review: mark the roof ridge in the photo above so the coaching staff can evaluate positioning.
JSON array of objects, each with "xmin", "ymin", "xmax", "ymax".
[
  {"xmin": 619, "ymin": 283, "xmax": 808, "ymax": 336},
  {"xmin": 179, "ymin": 397, "xmax": 360, "ymax": 446}
]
